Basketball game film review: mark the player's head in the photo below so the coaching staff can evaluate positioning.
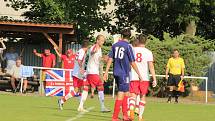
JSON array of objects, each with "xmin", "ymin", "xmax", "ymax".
[
  {"xmin": 172, "ymin": 49, "xmax": 180, "ymax": 58},
  {"xmin": 96, "ymin": 35, "xmax": 105, "ymax": 47},
  {"xmin": 81, "ymin": 40, "xmax": 89, "ymax": 48},
  {"xmin": 16, "ymin": 57, "xmax": 22, "ymax": 67},
  {"xmin": 121, "ymin": 28, "xmax": 131, "ymax": 40},
  {"xmin": 66, "ymin": 49, "xmax": 73, "ymax": 56},
  {"xmin": 131, "ymin": 39, "xmax": 138, "ymax": 47},
  {"xmin": 137, "ymin": 34, "xmax": 147, "ymax": 45},
  {"xmin": 44, "ymin": 49, "xmax": 51, "ymax": 55}
]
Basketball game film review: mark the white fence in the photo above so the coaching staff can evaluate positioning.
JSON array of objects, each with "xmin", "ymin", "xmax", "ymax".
[
  {"xmin": 20, "ymin": 66, "xmax": 209, "ymax": 103},
  {"xmin": 105, "ymin": 72, "xmax": 209, "ymax": 103}
]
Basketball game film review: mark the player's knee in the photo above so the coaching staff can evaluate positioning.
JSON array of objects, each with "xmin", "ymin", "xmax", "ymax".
[
  {"xmin": 83, "ymin": 86, "xmax": 89, "ymax": 92},
  {"xmin": 98, "ymin": 86, "xmax": 104, "ymax": 91},
  {"xmin": 117, "ymin": 91, "xmax": 125, "ymax": 100}
]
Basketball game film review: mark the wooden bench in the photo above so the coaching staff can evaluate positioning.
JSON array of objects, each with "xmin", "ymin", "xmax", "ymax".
[{"xmin": 0, "ymin": 75, "xmax": 40, "ymax": 92}]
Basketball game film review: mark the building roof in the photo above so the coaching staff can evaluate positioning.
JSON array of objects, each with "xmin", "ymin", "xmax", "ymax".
[
  {"xmin": 0, "ymin": 20, "xmax": 75, "ymax": 34},
  {"xmin": 0, "ymin": 20, "xmax": 74, "ymax": 28}
]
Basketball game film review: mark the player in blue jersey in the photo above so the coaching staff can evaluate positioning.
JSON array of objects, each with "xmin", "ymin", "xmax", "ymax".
[{"xmin": 104, "ymin": 29, "xmax": 143, "ymax": 121}]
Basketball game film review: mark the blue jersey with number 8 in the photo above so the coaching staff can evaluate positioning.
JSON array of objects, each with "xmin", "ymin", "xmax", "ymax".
[{"xmin": 109, "ymin": 40, "xmax": 135, "ymax": 77}]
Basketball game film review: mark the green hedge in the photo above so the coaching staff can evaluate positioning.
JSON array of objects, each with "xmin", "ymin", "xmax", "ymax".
[
  {"xmin": 146, "ymin": 33, "xmax": 215, "ymax": 96},
  {"xmin": 147, "ymin": 32, "xmax": 214, "ymax": 77}
]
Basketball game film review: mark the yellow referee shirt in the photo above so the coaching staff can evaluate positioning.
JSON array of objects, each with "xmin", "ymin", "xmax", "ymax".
[{"xmin": 167, "ymin": 57, "xmax": 185, "ymax": 75}]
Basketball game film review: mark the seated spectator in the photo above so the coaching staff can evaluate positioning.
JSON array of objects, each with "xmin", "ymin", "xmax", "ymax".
[
  {"xmin": 4, "ymin": 47, "xmax": 19, "ymax": 72},
  {"xmin": 20, "ymin": 66, "xmax": 35, "ymax": 93},
  {"xmin": 9, "ymin": 58, "xmax": 34, "ymax": 94}
]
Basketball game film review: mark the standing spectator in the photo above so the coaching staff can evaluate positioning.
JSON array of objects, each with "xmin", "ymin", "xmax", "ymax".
[
  {"xmin": 4, "ymin": 47, "xmax": 18, "ymax": 72},
  {"xmin": 33, "ymin": 49, "xmax": 56, "ymax": 81},
  {"xmin": 54, "ymin": 47, "xmax": 76, "ymax": 69},
  {"xmin": 165, "ymin": 49, "xmax": 185, "ymax": 103},
  {"xmin": 33, "ymin": 49, "xmax": 56, "ymax": 68},
  {"xmin": 9, "ymin": 58, "xmax": 27, "ymax": 93}
]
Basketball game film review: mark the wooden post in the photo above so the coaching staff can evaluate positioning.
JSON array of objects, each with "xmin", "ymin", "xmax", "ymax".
[
  {"xmin": 43, "ymin": 32, "xmax": 59, "ymax": 48},
  {"xmin": 58, "ymin": 33, "xmax": 63, "ymax": 62}
]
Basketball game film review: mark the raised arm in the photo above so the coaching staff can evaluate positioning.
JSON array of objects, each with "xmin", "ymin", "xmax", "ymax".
[
  {"xmin": 0, "ymin": 41, "xmax": 6, "ymax": 50},
  {"xmin": 33, "ymin": 49, "xmax": 42, "ymax": 57}
]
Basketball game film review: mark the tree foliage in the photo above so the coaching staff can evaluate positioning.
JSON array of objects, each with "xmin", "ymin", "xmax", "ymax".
[
  {"xmin": 5, "ymin": 0, "xmax": 111, "ymax": 38},
  {"xmin": 112, "ymin": 0, "xmax": 215, "ymax": 39}
]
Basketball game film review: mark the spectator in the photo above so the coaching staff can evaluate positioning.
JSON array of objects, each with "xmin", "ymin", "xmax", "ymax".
[
  {"xmin": 54, "ymin": 47, "xmax": 76, "ymax": 69},
  {"xmin": 20, "ymin": 65, "xmax": 35, "ymax": 93},
  {"xmin": 33, "ymin": 49, "xmax": 56, "ymax": 68},
  {"xmin": 33, "ymin": 49, "xmax": 56, "ymax": 81},
  {"xmin": 4, "ymin": 47, "xmax": 19, "ymax": 72},
  {"xmin": 9, "ymin": 58, "xmax": 29, "ymax": 93}
]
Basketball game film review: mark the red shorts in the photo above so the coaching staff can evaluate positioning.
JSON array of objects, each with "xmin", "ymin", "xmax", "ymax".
[
  {"xmin": 129, "ymin": 81, "xmax": 150, "ymax": 95},
  {"xmin": 73, "ymin": 76, "xmax": 83, "ymax": 88},
  {"xmin": 86, "ymin": 74, "xmax": 103, "ymax": 89}
]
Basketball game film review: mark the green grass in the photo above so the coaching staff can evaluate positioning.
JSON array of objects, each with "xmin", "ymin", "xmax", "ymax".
[{"xmin": 0, "ymin": 94, "xmax": 215, "ymax": 121}]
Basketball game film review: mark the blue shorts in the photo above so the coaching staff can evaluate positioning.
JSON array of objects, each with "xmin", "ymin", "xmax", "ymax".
[{"xmin": 114, "ymin": 75, "xmax": 130, "ymax": 92}]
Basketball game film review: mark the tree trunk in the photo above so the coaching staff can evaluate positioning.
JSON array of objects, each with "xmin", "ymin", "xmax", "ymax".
[{"xmin": 185, "ymin": 20, "xmax": 197, "ymax": 36}]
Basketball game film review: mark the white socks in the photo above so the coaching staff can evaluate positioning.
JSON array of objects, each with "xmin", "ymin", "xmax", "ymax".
[{"xmin": 98, "ymin": 91, "xmax": 105, "ymax": 109}]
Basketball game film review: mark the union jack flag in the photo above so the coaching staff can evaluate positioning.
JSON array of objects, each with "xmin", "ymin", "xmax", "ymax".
[{"xmin": 45, "ymin": 70, "xmax": 74, "ymax": 96}]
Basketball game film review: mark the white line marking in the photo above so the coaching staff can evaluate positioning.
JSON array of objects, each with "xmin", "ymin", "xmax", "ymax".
[{"xmin": 65, "ymin": 107, "xmax": 95, "ymax": 121}]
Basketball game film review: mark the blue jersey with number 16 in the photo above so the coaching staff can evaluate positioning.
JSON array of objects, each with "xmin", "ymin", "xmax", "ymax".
[{"xmin": 108, "ymin": 40, "xmax": 135, "ymax": 77}]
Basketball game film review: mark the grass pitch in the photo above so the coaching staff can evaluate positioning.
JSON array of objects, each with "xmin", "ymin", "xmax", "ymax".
[{"xmin": 0, "ymin": 93, "xmax": 215, "ymax": 121}]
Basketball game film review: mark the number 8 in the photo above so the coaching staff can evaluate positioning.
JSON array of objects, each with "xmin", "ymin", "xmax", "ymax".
[{"xmin": 136, "ymin": 53, "xmax": 142, "ymax": 62}]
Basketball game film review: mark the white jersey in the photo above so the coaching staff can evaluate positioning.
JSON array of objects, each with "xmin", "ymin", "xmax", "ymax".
[
  {"xmin": 130, "ymin": 47, "xmax": 153, "ymax": 81},
  {"xmin": 72, "ymin": 48, "xmax": 87, "ymax": 79},
  {"xmin": 87, "ymin": 45, "xmax": 102, "ymax": 75}
]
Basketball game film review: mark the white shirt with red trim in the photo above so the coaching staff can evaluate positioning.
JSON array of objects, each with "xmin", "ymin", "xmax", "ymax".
[
  {"xmin": 72, "ymin": 48, "xmax": 87, "ymax": 79},
  {"xmin": 130, "ymin": 47, "xmax": 153, "ymax": 81},
  {"xmin": 87, "ymin": 45, "xmax": 102, "ymax": 75}
]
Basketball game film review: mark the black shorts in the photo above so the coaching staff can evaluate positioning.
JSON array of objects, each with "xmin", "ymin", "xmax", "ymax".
[{"xmin": 167, "ymin": 74, "xmax": 181, "ymax": 87}]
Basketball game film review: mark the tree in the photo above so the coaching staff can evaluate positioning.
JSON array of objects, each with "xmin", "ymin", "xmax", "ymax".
[
  {"xmin": 112, "ymin": 0, "xmax": 215, "ymax": 39},
  {"xmin": 5, "ymin": 0, "xmax": 111, "ymax": 39}
]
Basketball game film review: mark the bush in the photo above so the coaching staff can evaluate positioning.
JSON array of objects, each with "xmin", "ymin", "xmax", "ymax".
[
  {"xmin": 146, "ymin": 32, "xmax": 215, "ymax": 96},
  {"xmin": 147, "ymin": 32, "xmax": 214, "ymax": 76}
]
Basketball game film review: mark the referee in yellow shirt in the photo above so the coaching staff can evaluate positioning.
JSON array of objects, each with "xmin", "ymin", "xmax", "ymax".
[{"xmin": 165, "ymin": 49, "xmax": 185, "ymax": 103}]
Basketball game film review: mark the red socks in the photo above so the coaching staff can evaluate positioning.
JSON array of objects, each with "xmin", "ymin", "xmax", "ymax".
[
  {"xmin": 112, "ymin": 96, "xmax": 129, "ymax": 119},
  {"xmin": 112, "ymin": 100, "xmax": 123, "ymax": 119},
  {"xmin": 122, "ymin": 96, "xmax": 129, "ymax": 117}
]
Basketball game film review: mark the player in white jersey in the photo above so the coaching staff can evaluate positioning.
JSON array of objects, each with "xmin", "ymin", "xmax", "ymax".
[
  {"xmin": 129, "ymin": 35, "xmax": 157, "ymax": 121},
  {"xmin": 58, "ymin": 41, "xmax": 89, "ymax": 111},
  {"xmin": 77, "ymin": 35, "xmax": 111, "ymax": 112}
]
